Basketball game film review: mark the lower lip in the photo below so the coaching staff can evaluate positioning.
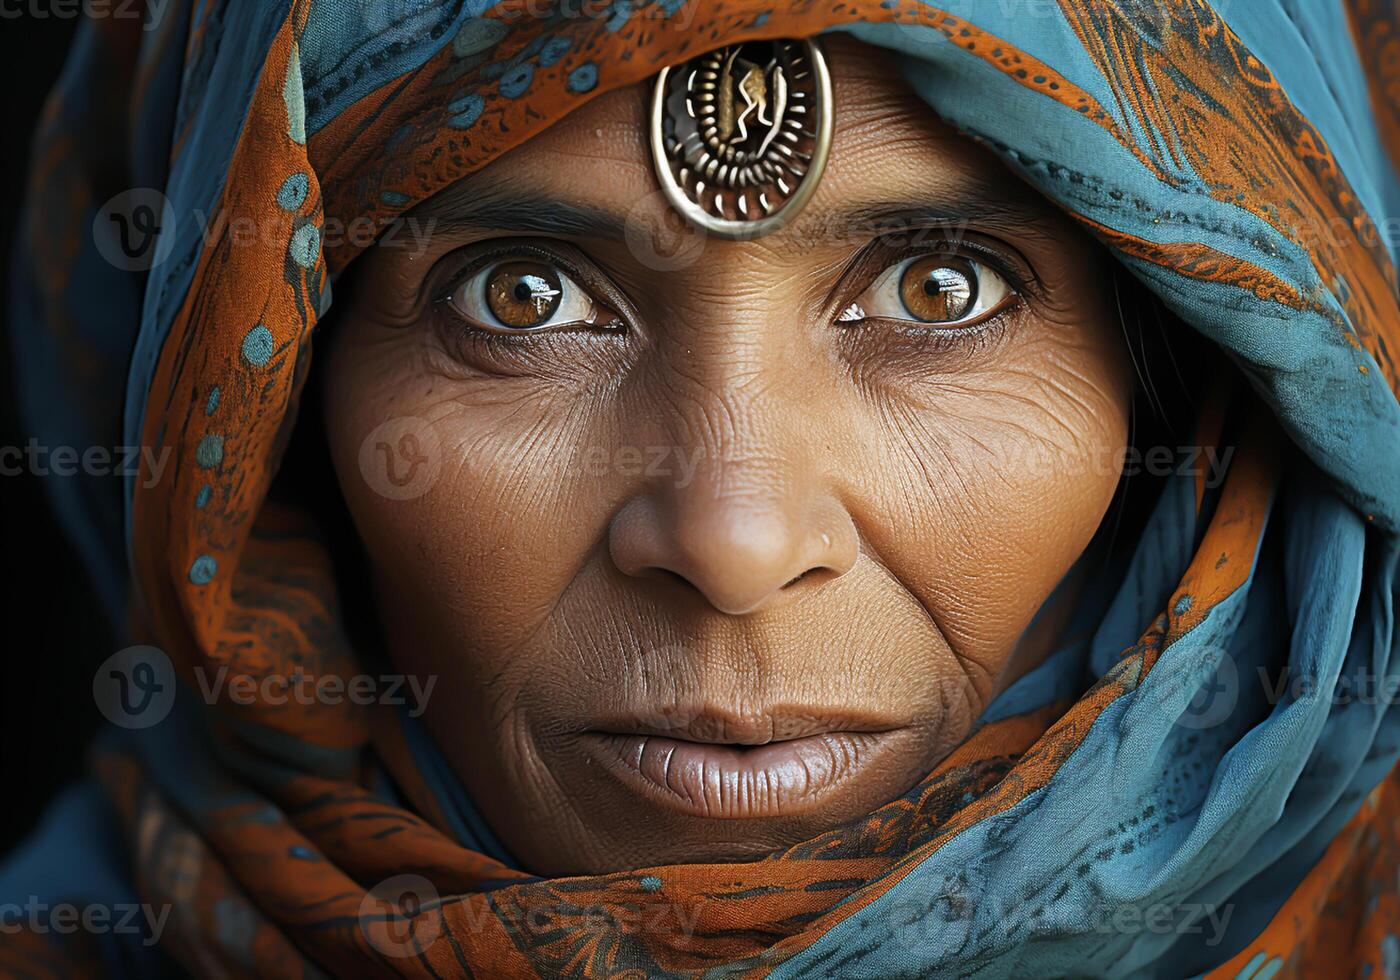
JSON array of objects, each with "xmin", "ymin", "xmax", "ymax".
[{"xmin": 585, "ymin": 731, "xmax": 893, "ymax": 819}]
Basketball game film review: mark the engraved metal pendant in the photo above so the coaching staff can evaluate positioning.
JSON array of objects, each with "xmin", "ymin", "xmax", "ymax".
[{"xmin": 650, "ymin": 38, "xmax": 833, "ymax": 239}]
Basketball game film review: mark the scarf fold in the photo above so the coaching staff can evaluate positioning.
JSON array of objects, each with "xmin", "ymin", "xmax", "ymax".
[{"xmin": 6, "ymin": 1, "xmax": 1400, "ymax": 977}]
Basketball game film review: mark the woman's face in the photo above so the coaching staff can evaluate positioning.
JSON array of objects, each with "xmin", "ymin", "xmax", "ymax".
[{"xmin": 324, "ymin": 35, "xmax": 1131, "ymax": 875}]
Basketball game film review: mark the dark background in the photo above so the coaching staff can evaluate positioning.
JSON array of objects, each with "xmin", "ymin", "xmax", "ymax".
[{"xmin": 0, "ymin": 16, "xmax": 106, "ymax": 855}]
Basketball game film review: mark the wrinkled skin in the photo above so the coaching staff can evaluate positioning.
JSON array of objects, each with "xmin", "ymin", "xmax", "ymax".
[{"xmin": 322, "ymin": 35, "xmax": 1132, "ymax": 875}]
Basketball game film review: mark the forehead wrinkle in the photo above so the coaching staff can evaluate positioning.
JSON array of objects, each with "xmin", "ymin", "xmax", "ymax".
[
  {"xmin": 402, "ymin": 50, "xmax": 1051, "ymax": 257},
  {"xmin": 403, "ymin": 84, "xmax": 654, "ymax": 242}
]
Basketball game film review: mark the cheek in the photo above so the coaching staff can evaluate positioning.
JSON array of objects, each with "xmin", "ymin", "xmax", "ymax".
[
  {"xmin": 323, "ymin": 295, "xmax": 1129, "ymax": 717},
  {"xmin": 853, "ymin": 312, "xmax": 1130, "ymax": 679},
  {"xmin": 323, "ymin": 323, "xmax": 626, "ymax": 659}
]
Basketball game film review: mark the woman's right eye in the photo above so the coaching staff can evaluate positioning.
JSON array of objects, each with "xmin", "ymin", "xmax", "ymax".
[{"xmin": 444, "ymin": 259, "xmax": 620, "ymax": 333}]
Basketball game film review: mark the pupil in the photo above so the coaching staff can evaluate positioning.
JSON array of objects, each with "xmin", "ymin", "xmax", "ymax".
[
  {"xmin": 485, "ymin": 262, "xmax": 564, "ymax": 329},
  {"xmin": 899, "ymin": 257, "xmax": 977, "ymax": 323}
]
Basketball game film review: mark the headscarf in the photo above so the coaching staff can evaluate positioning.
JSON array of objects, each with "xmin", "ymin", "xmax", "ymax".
[{"xmin": 5, "ymin": 0, "xmax": 1399, "ymax": 976}]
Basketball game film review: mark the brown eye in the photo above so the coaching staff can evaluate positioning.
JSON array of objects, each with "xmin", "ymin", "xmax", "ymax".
[
  {"xmin": 898, "ymin": 256, "xmax": 977, "ymax": 323},
  {"xmin": 838, "ymin": 252, "xmax": 1012, "ymax": 329},
  {"xmin": 446, "ymin": 256, "xmax": 617, "ymax": 334},
  {"xmin": 485, "ymin": 262, "xmax": 563, "ymax": 329}
]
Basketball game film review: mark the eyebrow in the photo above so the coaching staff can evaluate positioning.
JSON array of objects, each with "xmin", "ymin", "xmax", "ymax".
[
  {"xmin": 786, "ymin": 197, "xmax": 1051, "ymax": 247},
  {"xmin": 410, "ymin": 191, "xmax": 629, "ymax": 240},
  {"xmin": 408, "ymin": 180, "xmax": 1052, "ymax": 247}
]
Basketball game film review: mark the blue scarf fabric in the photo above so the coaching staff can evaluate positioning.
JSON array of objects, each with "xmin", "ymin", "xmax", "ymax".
[{"xmin": 3, "ymin": 2, "xmax": 1397, "ymax": 977}]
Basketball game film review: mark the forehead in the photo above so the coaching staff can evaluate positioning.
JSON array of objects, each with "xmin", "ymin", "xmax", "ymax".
[{"xmin": 430, "ymin": 34, "xmax": 1050, "ymax": 241}]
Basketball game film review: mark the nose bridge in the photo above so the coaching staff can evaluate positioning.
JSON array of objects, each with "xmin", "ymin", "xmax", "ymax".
[
  {"xmin": 609, "ymin": 355, "xmax": 857, "ymax": 615},
  {"xmin": 654, "ymin": 322, "xmax": 813, "ymax": 505},
  {"xmin": 661, "ymin": 307, "xmax": 816, "ymax": 466}
]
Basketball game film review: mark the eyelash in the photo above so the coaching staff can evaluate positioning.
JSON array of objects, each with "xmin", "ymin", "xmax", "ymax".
[
  {"xmin": 436, "ymin": 241, "xmax": 625, "ymax": 326},
  {"xmin": 431, "ymin": 242, "xmax": 630, "ymax": 371},
  {"xmin": 434, "ymin": 235, "xmax": 1029, "ymax": 358},
  {"xmin": 834, "ymin": 307, "xmax": 1016, "ymax": 363},
  {"xmin": 841, "ymin": 239, "xmax": 1024, "ymax": 319}
]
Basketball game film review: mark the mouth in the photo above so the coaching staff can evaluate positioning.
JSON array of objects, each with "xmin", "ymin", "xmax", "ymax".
[{"xmin": 581, "ymin": 708, "xmax": 904, "ymax": 819}]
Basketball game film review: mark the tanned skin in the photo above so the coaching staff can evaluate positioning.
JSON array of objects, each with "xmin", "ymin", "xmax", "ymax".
[{"xmin": 323, "ymin": 35, "xmax": 1132, "ymax": 875}]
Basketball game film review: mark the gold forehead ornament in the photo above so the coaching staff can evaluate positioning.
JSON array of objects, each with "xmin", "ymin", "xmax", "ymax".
[{"xmin": 650, "ymin": 38, "xmax": 833, "ymax": 239}]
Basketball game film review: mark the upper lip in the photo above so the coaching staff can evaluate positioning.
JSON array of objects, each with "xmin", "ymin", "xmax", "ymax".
[{"xmin": 588, "ymin": 706, "xmax": 901, "ymax": 745}]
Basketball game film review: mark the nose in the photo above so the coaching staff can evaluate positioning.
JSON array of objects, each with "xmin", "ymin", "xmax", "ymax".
[{"xmin": 609, "ymin": 467, "xmax": 858, "ymax": 616}]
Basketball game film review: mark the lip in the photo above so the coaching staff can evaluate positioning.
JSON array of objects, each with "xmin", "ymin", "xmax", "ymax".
[
  {"xmin": 582, "ymin": 717, "xmax": 901, "ymax": 819},
  {"xmin": 587, "ymin": 706, "xmax": 900, "ymax": 745}
]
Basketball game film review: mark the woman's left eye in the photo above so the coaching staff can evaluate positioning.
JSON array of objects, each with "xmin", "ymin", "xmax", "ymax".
[
  {"xmin": 445, "ymin": 259, "xmax": 617, "ymax": 333},
  {"xmin": 837, "ymin": 254, "xmax": 1014, "ymax": 328}
]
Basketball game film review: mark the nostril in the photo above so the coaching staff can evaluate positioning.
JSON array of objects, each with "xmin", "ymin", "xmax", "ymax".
[
  {"xmin": 783, "ymin": 567, "xmax": 836, "ymax": 590},
  {"xmin": 649, "ymin": 564, "xmax": 830, "ymax": 611},
  {"xmin": 659, "ymin": 568, "xmax": 692, "ymax": 590},
  {"xmin": 609, "ymin": 495, "xmax": 857, "ymax": 614}
]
